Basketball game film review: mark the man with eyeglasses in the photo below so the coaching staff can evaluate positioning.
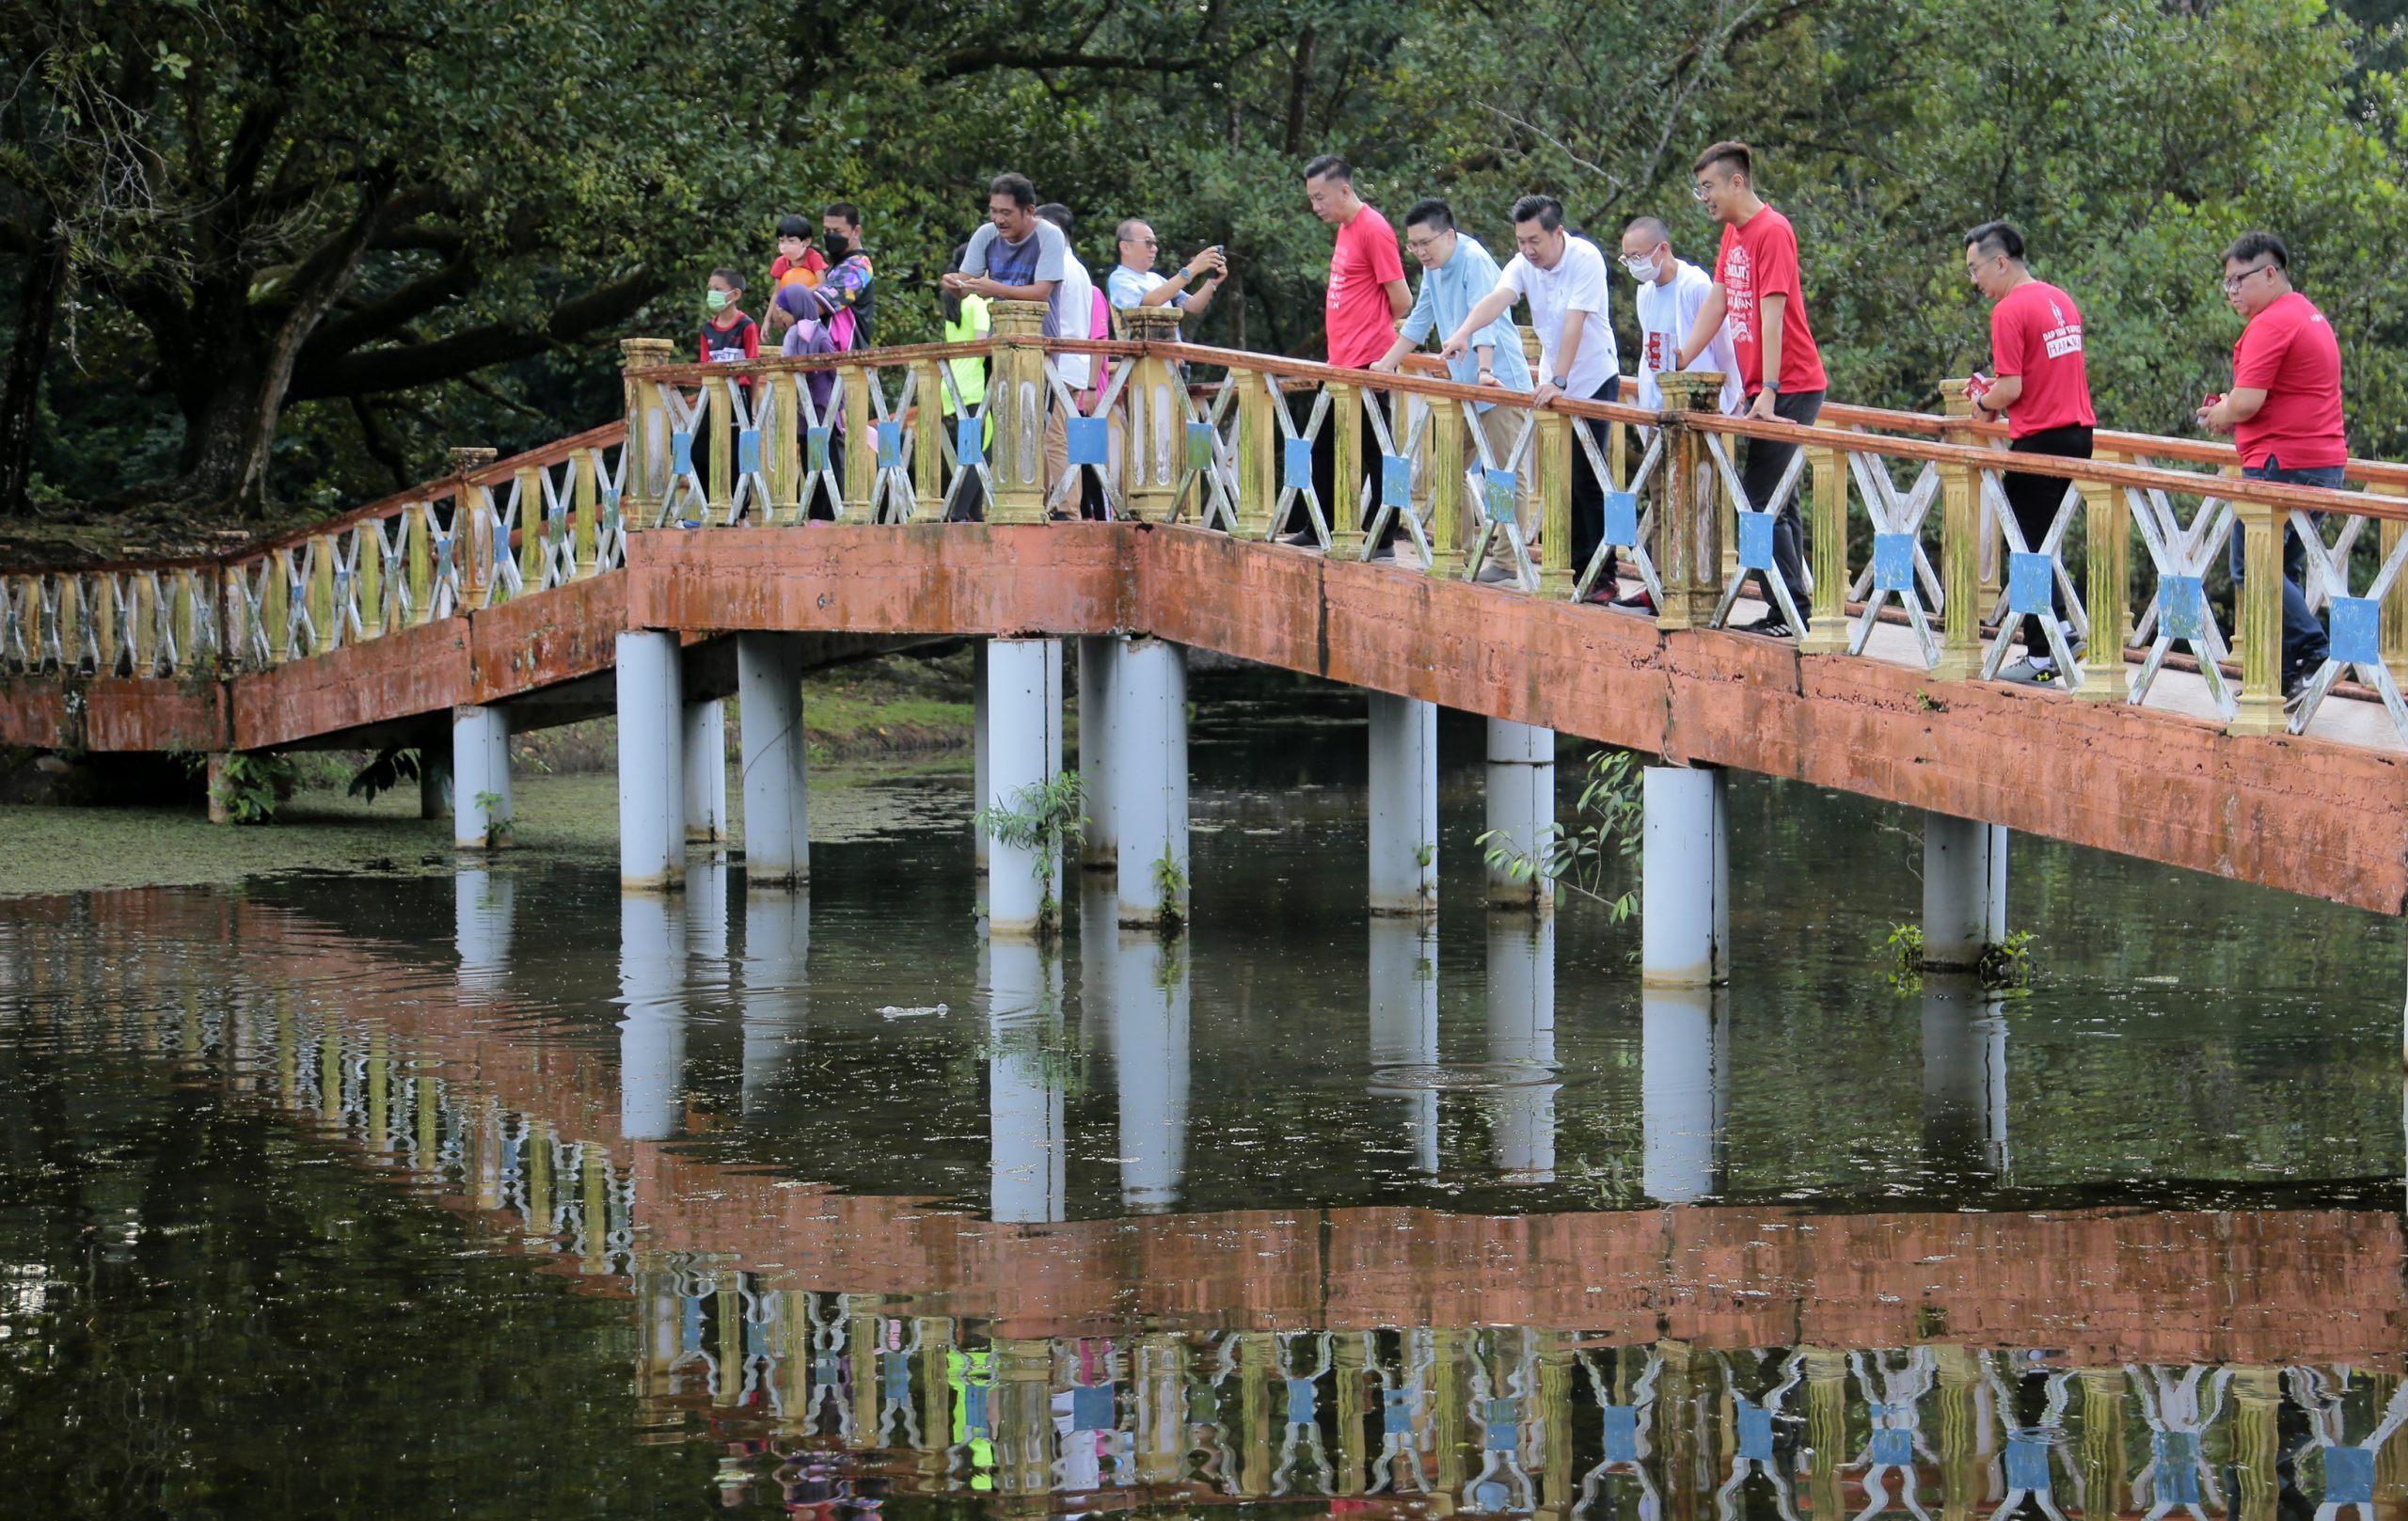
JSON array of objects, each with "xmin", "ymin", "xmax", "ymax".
[
  {"xmin": 1964, "ymin": 221, "xmax": 2094, "ymax": 686},
  {"xmin": 1677, "ymin": 140, "xmax": 1828, "ymax": 639},
  {"xmin": 1107, "ymin": 220, "xmax": 1227, "ymax": 337},
  {"xmin": 2197, "ymin": 230, "xmax": 2337, "ymax": 696},
  {"xmin": 1371, "ymin": 199, "xmax": 1533, "ymax": 569},
  {"xmin": 1439, "ymin": 194, "xmax": 1620, "ymax": 601}
]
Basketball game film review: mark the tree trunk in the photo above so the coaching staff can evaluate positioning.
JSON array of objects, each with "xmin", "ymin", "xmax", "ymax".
[{"xmin": 0, "ymin": 220, "xmax": 69, "ymax": 516}]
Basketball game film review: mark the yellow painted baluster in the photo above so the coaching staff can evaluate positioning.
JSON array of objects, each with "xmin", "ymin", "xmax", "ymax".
[
  {"xmin": 2228, "ymin": 467, "xmax": 2287, "ymax": 735},
  {"xmin": 843, "ymin": 363, "xmax": 875, "ymax": 520},
  {"xmin": 1428, "ymin": 398, "xmax": 1464, "ymax": 579},
  {"xmin": 516, "ymin": 464, "xmax": 545, "ymax": 593},
  {"xmin": 706, "ymin": 378, "xmax": 734, "ymax": 521},
  {"xmin": 1237, "ymin": 370, "xmax": 1275, "ymax": 540},
  {"xmin": 1653, "ymin": 373, "xmax": 1722, "ymax": 628},
  {"xmin": 263, "ymin": 550, "xmax": 292, "ymax": 663},
  {"xmin": 1800, "ymin": 445, "xmax": 1850, "ymax": 652},
  {"xmin": 913, "ymin": 357, "xmax": 946, "ymax": 520},
  {"xmin": 1536, "ymin": 406, "xmax": 1573, "ymax": 597},
  {"xmin": 2078, "ymin": 451, "xmax": 2131, "ymax": 699},
  {"xmin": 356, "ymin": 524, "xmax": 384, "ymax": 642},
  {"xmin": 985, "ymin": 299, "xmax": 1049, "ymax": 524},
  {"xmin": 2373, "ymin": 479, "xmax": 2408, "ymax": 682},
  {"xmin": 1328, "ymin": 377, "xmax": 1362, "ymax": 557},
  {"xmin": 1933, "ymin": 381, "xmax": 1984, "ymax": 680},
  {"xmin": 407, "ymin": 503, "xmax": 435, "ymax": 625},
  {"xmin": 574, "ymin": 452, "xmax": 600, "ymax": 575},
  {"xmin": 309, "ymin": 534, "xmax": 338, "ymax": 654}
]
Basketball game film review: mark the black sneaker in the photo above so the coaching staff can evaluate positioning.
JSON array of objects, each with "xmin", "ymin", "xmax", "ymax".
[
  {"xmin": 1275, "ymin": 529, "xmax": 1318, "ymax": 547},
  {"xmin": 1609, "ymin": 589, "xmax": 1656, "ymax": 614},
  {"xmin": 1733, "ymin": 613, "xmax": 1799, "ymax": 640},
  {"xmin": 2283, "ymin": 662, "xmax": 2320, "ymax": 707}
]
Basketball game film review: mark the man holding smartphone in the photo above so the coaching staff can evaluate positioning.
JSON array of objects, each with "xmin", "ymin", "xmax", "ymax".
[{"xmin": 1108, "ymin": 220, "xmax": 1227, "ymax": 340}]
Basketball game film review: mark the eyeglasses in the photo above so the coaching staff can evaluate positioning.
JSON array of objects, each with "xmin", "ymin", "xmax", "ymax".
[
  {"xmin": 1690, "ymin": 182, "xmax": 1714, "ymax": 202},
  {"xmin": 2221, "ymin": 262, "xmax": 2276, "ymax": 293},
  {"xmin": 1404, "ymin": 234, "xmax": 1444, "ymax": 254},
  {"xmin": 1621, "ymin": 246, "xmax": 1663, "ymax": 276},
  {"xmin": 1128, "ymin": 237, "xmax": 1158, "ymax": 248}
]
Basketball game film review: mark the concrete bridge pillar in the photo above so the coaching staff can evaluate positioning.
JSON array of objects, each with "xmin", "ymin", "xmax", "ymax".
[
  {"xmin": 615, "ymin": 630, "xmax": 687, "ymax": 891},
  {"xmin": 1921, "ymin": 973, "xmax": 2009, "ymax": 1180},
  {"xmin": 1923, "ymin": 813, "xmax": 2007, "ymax": 970},
  {"xmin": 1115, "ymin": 637, "xmax": 1190, "ymax": 926},
  {"xmin": 1642, "ymin": 986, "xmax": 1727, "ymax": 1202},
  {"xmin": 983, "ymin": 637, "xmax": 1066, "ymax": 936},
  {"xmin": 452, "ymin": 704, "xmax": 511, "ymax": 849},
  {"xmin": 988, "ymin": 941, "xmax": 1066, "ymax": 1223},
  {"xmin": 1485, "ymin": 719, "xmax": 1556, "ymax": 911},
  {"xmin": 737, "ymin": 632, "xmax": 809, "ymax": 886},
  {"xmin": 1641, "ymin": 765, "xmax": 1730, "ymax": 987},
  {"xmin": 1486, "ymin": 912, "xmax": 1558, "ymax": 1183},
  {"xmin": 1367, "ymin": 916, "xmax": 1440, "ymax": 1174},
  {"xmin": 1112, "ymin": 925, "xmax": 1191, "ymax": 1213},
  {"xmin": 739, "ymin": 887, "xmax": 808, "ymax": 1117},
  {"xmin": 1078, "ymin": 635, "xmax": 1121, "ymax": 872},
  {"xmin": 1368, "ymin": 692, "xmax": 1439, "ymax": 914},
  {"xmin": 617, "ymin": 892, "xmax": 689, "ymax": 1140},
  {"xmin": 683, "ymin": 696, "xmax": 726, "ymax": 844}
]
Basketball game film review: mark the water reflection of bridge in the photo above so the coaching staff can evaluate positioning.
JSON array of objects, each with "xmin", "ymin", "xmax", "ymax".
[{"xmin": 6, "ymin": 882, "xmax": 2406, "ymax": 1517}]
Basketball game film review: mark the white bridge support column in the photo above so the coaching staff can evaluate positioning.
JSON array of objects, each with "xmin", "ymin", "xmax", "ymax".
[
  {"xmin": 1113, "ymin": 927, "xmax": 1192, "ymax": 1213},
  {"xmin": 1642, "ymin": 987, "xmax": 1728, "ymax": 1203},
  {"xmin": 984, "ymin": 638, "xmax": 1065, "ymax": 937},
  {"xmin": 1921, "ymin": 974, "xmax": 2010, "ymax": 1180},
  {"xmin": 1923, "ymin": 814, "xmax": 2008, "ymax": 971},
  {"xmin": 452, "ymin": 705, "xmax": 511, "ymax": 850},
  {"xmin": 1641, "ymin": 765, "xmax": 1730, "ymax": 987},
  {"xmin": 737, "ymin": 632, "xmax": 810, "ymax": 886},
  {"xmin": 683, "ymin": 696, "xmax": 727, "ymax": 844},
  {"xmin": 1368, "ymin": 692, "xmax": 1439, "ymax": 915},
  {"xmin": 1486, "ymin": 912, "xmax": 1559, "ymax": 1182},
  {"xmin": 454, "ymin": 868, "xmax": 515, "ymax": 1006},
  {"xmin": 1367, "ymin": 916, "xmax": 1440, "ymax": 1174},
  {"xmin": 1079, "ymin": 635, "xmax": 1122, "ymax": 873},
  {"xmin": 1115, "ymin": 638, "xmax": 1190, "ymax": 927},
  {"xmin": 988, "ymin": 942, "xmax": 1067, "ymax": 1224},
  {"xmin": 1485, "ymin": 720, "xmax": 1555, "ymax": 911},
  {"xmin": 617, "ymin": 893, "xmax": 689, "ymax": 1141},
  {"xmin": 739, "ymin": 888, "xmax": 809, "ymax": 1117},
  {"xmin": 616, "ymin": 631, "xmax": 687, "ymax": 892}
]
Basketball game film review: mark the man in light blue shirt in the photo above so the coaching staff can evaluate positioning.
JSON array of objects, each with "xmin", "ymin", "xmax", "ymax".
[{"xmin": 1371, "ymin": 198, "xmax": 1534, "ymax": 550}]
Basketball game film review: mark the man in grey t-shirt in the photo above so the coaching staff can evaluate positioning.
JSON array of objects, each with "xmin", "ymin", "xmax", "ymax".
[{"xmin": 944, "ymin": 172, "xmax": 1076, "ymax": 499}]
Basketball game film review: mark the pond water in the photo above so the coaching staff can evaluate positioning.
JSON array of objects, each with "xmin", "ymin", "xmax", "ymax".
[{"xmin": 2, "ymin": 667, "xmax": 2403, "ymax": 1517}]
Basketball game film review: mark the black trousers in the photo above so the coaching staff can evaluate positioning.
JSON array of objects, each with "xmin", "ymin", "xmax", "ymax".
[
  {"xmin": 1298, "ymin": 381, "xmax": 1397, "ymax": 548},
  {"xmin": 1567, "ymin": 375, "xmax": 1621, "ymax": 586},
  {"xmin": 2002, "ymin": 423, "xmax": 2093, "ymax": 655},
  {"xmin": 1737, "ymin": 388, "xmax": 1826, "ymax": 615}
]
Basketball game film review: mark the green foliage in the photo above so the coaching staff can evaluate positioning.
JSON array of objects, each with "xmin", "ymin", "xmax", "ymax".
[
  {"xmin": 974, "ymin": 770, "xmax": 1085, "ymax": 933},
  {"xmin": 1478, "ymin": 747, "xmax": 1643, "ymax": 921},
  {"xmin": 469, "ymin": 789, "xmax": 512, "ymax": 848},
  {"xmin": 1150, "ymin": 847, "xmax": 1189, "ymax": 930},
  {"xmin": 344, "ymin": 745, "xmax": 421, "ymax": 805},
  {"xmin": 210, "ymin": 753, "xmax": 296, "ymax": 825},
  {"xmin": 1886, "ymin": 923, "xmax": 2038, "ymax": 991},
  {"xmin": 1886, "ymin": 923, "xmax": 1927, "ymax": 990}
]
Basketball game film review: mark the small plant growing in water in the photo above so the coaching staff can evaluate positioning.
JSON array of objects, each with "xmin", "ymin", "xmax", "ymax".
[
  {"xmin": 974, "ymin": 770, "xmax": 1085, "ymax": 936},
  {"xmin": 209, "ymin": 753, "xmax": 297, "ymax": 825},
  {"xmin": 1884, "ymin": 923, "xmax": 2037, "ymax": 993},
  {"xmin": 1477, "ymin": 748, "xmax": 1644, "ymax": 921},
  {"xmin": 1150, "ymin": 847, "xmax": 1190, "ymax": 931},
  {"xmin": 471, "ymin": 789, "xmax": 513, "ymax": 849}
]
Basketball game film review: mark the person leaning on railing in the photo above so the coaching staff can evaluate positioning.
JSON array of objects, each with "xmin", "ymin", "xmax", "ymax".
[
  {"xmin": 2196, "ymin": 230, "xmax": 2338, "ymax": 702},
  {"xmin": 1963, "ymin": 220, "xmax": 2095, "ymax": 687},
  {"xmin": 1439, "ymin": 194, "xmax": 1620, "ymax": 600},
  {"xmin": 1301, "ymin": 153, "xmax": 1413, "ymax": 557},
  {"xmin": 945, "ymin": 172, "xmax": 1073, "ymax": 503},
  {"xmin": 1617, "ymin": 214, "xmax": 1742, "ymax": 615},
  {"xmin": 1370, "ymin": 198, "xmax": 1533, "ymax": 579},
  {"xmin": 1036, "ymin": 201, "xmax": 1109, "ymax": 519},
  {"xmin": 1678, "ymin": 140, "xmax": 1829, "ymax": 640}
]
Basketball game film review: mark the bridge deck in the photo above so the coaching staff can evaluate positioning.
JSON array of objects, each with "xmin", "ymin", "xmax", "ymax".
[{"xmin": 13, "ymin": 522, "xmax": 2405, "ymax": 915}]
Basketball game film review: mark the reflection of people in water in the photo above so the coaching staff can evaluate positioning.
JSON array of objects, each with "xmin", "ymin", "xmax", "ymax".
[
  {"xmin": 1982, "ymin": 1354, "xmax": 2075, "ymax": 1521},
  {"xmin": 2287, "ymin": 1367, "xmax": 2408, "ymax": 1521}
]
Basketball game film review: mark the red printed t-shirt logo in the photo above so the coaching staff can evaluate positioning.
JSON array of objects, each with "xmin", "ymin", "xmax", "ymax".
[
  {"xmin": 1722, "ymin": 246, "xmax": 1754, "ymax": 343},
  {"xmin": 1646, "ymin": 333, "xmax": 1665, "ymax": 372}
]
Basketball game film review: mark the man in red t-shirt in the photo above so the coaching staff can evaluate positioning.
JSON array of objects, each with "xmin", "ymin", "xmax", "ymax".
[
  {"xmin": 1965, "ymin": 221, "xmax": 2095, "ymax": 685},
  {"xmin": 1299, "ymin": 153, "xmax": 1410, "ymax": 555},
  {"xmin": 1678, "ymin": 141, "xmax": 1828, "ymax": 637},
  {"xmin": 2199, "ymin": 230, "xmax": 2339, "ymax": 689}
]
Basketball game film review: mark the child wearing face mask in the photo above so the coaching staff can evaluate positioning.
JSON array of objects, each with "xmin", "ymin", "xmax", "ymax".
[
  {"xmin": 692, "ymin": 268, "xmax": 760, "ymax": 515},
  {"xmin": 770, "ymin": 214, "xmax": 827, "ymax": 294}
]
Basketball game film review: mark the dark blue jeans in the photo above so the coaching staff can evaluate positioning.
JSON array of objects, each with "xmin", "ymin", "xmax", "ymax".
[{"xmin": 2232, "ymin": 457, "xmax": 2336, "ymax": 673}]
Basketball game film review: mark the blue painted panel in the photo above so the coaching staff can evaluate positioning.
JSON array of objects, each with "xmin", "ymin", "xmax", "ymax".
[
  {"xmin": 2326, "ymin": 1445, "xmax": 2377, "ymax": 1505},
  {"xmin": 2160, "ymin": 574, "xmax": 2207, "ymax": 642},
  {"xmin": 1737, "ymin": 509, "xmax": 1776, "ymax": 571},
  {"xmin": 877, "ymin": 420, "xmax": 904, "ymax": 469},
  {"xmin": 682, "ymin": 1295, "xmax": 704, "ymax": 1351},
  {"xmin": 737, "ymin": 427, "xmax": 762, "ymax": 476},
  {"xmin": 1873, "ymin": 531, "xmax": 1917, "ymax": 593},
  {"xmin": 2332, "ymin": 594, "xmax": 2382, "ymax": 666},
  {"xmin": 1736, "ymin": 1400, "xmax": 1774, "ymax": 1462},
  {"xmin": 1071, "ymin": 1383, "xmax": 1115, "ymax": 1431},
  {"xmin": 2008, "ymin": 551, "xmax": 2055, "ymax": 616},
  {"xmin": 2155, "ymin": 1432, "xmax": 2200, "ymax": 1504},
  {"xmin": 882, "ymin": 1352, "xmax": 909, "ymax": 1402},
  {"xmin": 1382, "ymin": 1387, "xmax": 1415, "ymax": 1435},
  {"xmin": 806, "ymin": 427, "xmax": 832, "ymax": 473},
  {"xmin": 1382, "ymin": 453, "xmax": 1413, "ymax": 510},
  {"xmin": 1286, "ymin": 1378, "xmax": 1317, "ymax": 1427},
  {"xmin": 601, "ymin": 486, "xmax": 623, "ymax": 513},
  {"xmin": 1068, "ymin": 416, "xmax": 1108, "ymax": 467},
  {"xmin": 2005, "ymin": 1434, "xmax": 2052, "ymax": 1493},
  {"xmin": 1603, "ymin": 489, "xmax": 1640, "ymax": 547},
  {"xmin": 1602, "ymin": 1404, "xmax": 1640, "ymax": 1464},
  {"xmin": 962, "ymin": 1382, "xmax": 990, "ymax": 1434},
  {"xmin": 1186, "ymin": 421, "xmax": 1215, "ymax": 471},
  {"xmin": 671, "ymin": 430, "xmax": 694, "ymax": 478},
  {"xmin": 1483, "ymin": 468, "xmax": 1518, "ymax": 524},
  {"xmin": 1284, "ymin": 437, "xmax": 1315, "ymax": 492},
  {"xmin": 1869, "ymin": 1429, "xmax": 1913, "ymax": 1466},
  {"xmin": 957, "ymin": 418, "xmax": 984, "ymax": 468}
]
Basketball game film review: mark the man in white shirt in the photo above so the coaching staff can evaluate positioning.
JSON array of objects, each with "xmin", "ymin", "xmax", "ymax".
[
  {"xmin": 1440, "ymin": 195, "xmax": 1620, "ymax": 601},
  {"xmin": 1622, "ymin": 216, "xmax": 1741, "ymax": 415},
  {"xmin": 1107, "ymin": 219, "xmax": 1226, "ymax": 336},
  {"xmin": 1034, "ymin": 204, "xmax": 1108, "ymax": 517}
]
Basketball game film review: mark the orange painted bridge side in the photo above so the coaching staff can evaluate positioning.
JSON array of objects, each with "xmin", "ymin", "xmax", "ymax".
[{"xmin": 9, "ymin": 521, "xmax": 2406, "ymax": 912}]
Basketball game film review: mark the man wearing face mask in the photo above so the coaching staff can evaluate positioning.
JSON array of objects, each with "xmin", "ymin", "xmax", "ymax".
[
  {"xmin": 1608, "ymin": 216, "xmax": 1740, "ymax": 612},
  {"xmin": 814, "ymin": 202, "xmax": 876, "ymax": 350}
]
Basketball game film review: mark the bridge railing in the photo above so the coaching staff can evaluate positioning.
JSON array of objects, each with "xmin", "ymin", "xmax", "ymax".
[{"xmin": 14, "ymin": 299, "xmax": 2408, "ymax": 750}]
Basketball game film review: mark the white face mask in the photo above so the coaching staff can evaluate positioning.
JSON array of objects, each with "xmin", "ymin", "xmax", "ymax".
[{"xmin": 1621, "ymin": 251, "xmax": 1661, "ymax": 281}]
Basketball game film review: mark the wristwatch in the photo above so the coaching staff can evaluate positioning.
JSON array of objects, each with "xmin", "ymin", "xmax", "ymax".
[{"xmin": 1761, "ymin": 381, "xmax": 1782, "ymax": 396}]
